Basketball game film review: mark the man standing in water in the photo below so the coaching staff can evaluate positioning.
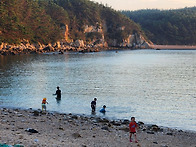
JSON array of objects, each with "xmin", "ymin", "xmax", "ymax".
[
  {"xmin": 91, "ymin": 98, "xmax": 97, "ymax": 112},
  {"xmin": 54, "ymin": 86, "xmax": 61, "ymax": 99}
]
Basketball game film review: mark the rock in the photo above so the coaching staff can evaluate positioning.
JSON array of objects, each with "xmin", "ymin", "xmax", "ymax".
[
  {"xmin": 43, "ymin": 46, "xmax": 54, "ymax": 52},
  {"xmin": 18, "ymin": 135, "xmax": 23, "ymax": 139},
  {"xmin": 74, "ymin": 40, "xmax": 85, "ymax": 48},
  {"xmin": 140, "ymin": 125, "xmax": 147, "ymax": 131},
  {"xmin": 101, "ymin": 118, "xmax": 110, "ymax": 123},
  {"xmin": 146, "ymin": 124, "xmax": 160, "ymax": 132},
  {"xmin": 2, "ymin": 112, "xmax": 9, "ymax": 115},
  {"xmin": 107, "ymin": 123, "xmax": 112, "ymax": 127},
  {"xmin": 2, "ymin": 51, "xmax": 8, "ymax": 55},
  {"xmin": 59, "ymin": 50, "xmax": 64, "ymax": 54},
  {"xmin": 138, "ymin": 121, "xmax": 144, "ymax": 125},
  {"xmin": 18, "ymin": 127, "xmax": 24, "ymax": 130},
  {"xmin": 110, "ymin": 121, "xmax": 121, "ymax": 126},
  {"xmin": 101, "ymin": 126, "xmax": 109, "ymax": 131},
  {"xmin": 58, "ymin": 127, "xmax": 64, "ymax": 130},
  {"xmin": 151, "ymin": 125, "xmax": 160, "ymax": 132},
  {"xmin": 178, "ymin": 130, "xmax": 183, "ymax": 133},
  {"xmin": 166, "ymin": 132, "xmax": 173, "ymax": 136},
  {"xmin": 72, "ymin": 133, "xmax": 81, "ymax": 138},
  {"xmin": 71, "ymin": 115, "xmax": 78, "ymax": 119},
  {"xmin": 25, "ymin": 128, "xmax": 39, "ymax": 133},
  {"xmin": 33, "ymin": 110, "xmax": 40, "ymax": 116},
  {"xmin": 122, "ymin": 119, "xmax": 130, "ymax": 124},
  {"xmin": 95, "ymin": 117, "xmax": 109, "ymax": 123},
  {"xmin": 17, "ymin": 114, "xmax": 23, "ymax": 117},
  {"xmin": 147, "ymin": 131, "xmax": 155, "ymax": 134}
]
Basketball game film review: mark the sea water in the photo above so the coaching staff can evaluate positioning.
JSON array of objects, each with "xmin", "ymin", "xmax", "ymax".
[{"xmin": 0, "ymin": 50, "xmax": 196, "ymax": 131}]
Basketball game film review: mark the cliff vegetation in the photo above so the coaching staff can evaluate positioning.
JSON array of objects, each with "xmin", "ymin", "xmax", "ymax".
[{"xmin": 0, "ymin": 0, "xmax": 145, "ymax": 47}]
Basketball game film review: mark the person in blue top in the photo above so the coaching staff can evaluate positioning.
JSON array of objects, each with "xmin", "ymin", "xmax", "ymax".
[{"xmin": 100, "ymin": 105, "xmax": 106, "ymax": 113}]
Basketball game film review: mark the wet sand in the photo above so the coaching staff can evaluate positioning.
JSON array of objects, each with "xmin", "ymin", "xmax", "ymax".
[
  {"xmin": 150, "ymin": 45, "xmax": 196, "ymax": 50},
  {"xmin": 0, "ymin": 108, "xmax": 196, "ymax": 147}
]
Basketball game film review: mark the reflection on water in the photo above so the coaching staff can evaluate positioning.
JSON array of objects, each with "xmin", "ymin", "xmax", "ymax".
[{"xmin": 0, "ymin": 50, "xmax": 196, "ymax": 131}]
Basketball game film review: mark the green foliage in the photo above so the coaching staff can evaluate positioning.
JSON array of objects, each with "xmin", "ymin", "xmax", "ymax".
[
  {"xmin": 0, "ymin": 0, "xmax": 143, "ymax": 45},
  {"xmin": 122, "ymin": 7, "xmax": 196, "ymax": 45},
  {"xmin": 0, "ymin": 0, "xmax": 64, "ymax": 44}
]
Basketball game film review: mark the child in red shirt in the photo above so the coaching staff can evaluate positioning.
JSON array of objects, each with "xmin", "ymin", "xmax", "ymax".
[{"xmin": 129, "ymin": 117, "xmax": 138, "ymax": 143}]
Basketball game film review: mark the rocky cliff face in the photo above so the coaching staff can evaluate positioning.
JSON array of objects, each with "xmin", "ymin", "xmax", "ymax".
[
  {"xmin": 67, "ymin": 23, "xmax": 150, "ymax": 48},
  {"xmin": 120, "ymin": 34, "xmax": 151, "ymax": 48},
  {"xmin": 0, "ymin": 23, "xmax": 151, "ymax": 55}
]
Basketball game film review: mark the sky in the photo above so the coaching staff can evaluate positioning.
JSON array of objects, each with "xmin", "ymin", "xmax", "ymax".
[{"xmin": 91, "ymin": 0, "xmax": 196, "ymax": 11}]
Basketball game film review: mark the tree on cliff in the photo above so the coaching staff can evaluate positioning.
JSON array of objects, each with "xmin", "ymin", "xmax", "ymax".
[{"xmin": 0, "ymin": 0, "xmax": 63, "ymax": 44}]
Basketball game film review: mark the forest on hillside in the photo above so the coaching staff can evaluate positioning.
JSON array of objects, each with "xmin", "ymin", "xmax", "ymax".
[
  {"xmin": 0, "ymin": 0, "xmax": 143, "ymax": 45},
  {"xmin": 122, "ymin": 7, "xmax": 196, "ymax": 45}
]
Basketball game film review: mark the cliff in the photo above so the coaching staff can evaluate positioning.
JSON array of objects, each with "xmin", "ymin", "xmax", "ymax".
[{"xmin": 0, "ymin": 0, "xmax": 151, "ymax": 55}]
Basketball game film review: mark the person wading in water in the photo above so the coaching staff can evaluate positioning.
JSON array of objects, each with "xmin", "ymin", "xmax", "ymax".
[
  {"xmin": 54, "ymin": 86, "xmax": 61, "ymax": 99},
  {"xmin": 91, "ymin": 98, "xmax": 97, "ymax": 112}
]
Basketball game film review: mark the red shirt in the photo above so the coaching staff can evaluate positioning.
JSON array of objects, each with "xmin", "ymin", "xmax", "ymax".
[{"xmin": 129, "ymin": 121, "xmax": 137, "ymax": 133}]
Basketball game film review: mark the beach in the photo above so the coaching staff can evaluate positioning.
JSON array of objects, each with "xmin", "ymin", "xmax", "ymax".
[
  {"xmin": 0, "ymin": 108, "xmax": 196, "ymax": 147},
  {"xmin": 150, "ymin": 45, "xmax": 196, "ymax": 50}
]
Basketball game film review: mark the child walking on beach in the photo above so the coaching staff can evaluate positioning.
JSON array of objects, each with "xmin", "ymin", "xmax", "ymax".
[
  {"xmin": 129, "ymin": 117, "xmax": 138, "ymax": 143},
  {"xmin": 42, "ymin": 98, "xmax": 48, "ymax": 112}
]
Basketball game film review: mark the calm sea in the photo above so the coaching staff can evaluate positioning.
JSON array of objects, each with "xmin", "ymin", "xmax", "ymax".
[{"xmin": 0, "ymin": 50, "xmax": 196, "ymax": 131}]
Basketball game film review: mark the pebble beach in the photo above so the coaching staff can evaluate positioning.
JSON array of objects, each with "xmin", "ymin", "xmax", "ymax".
[{"xmin": 0, "ymin": 108, "xmax": 196, "ymax": 147}]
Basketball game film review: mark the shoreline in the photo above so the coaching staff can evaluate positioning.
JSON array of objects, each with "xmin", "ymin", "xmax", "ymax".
[
  {"xmin": 1, "ymin": 105, "xmax": 195, "ymax": 133},
  {"xmin": 150, "ymin": 45, "xmax": 196, "ymax": 50},
  {"xmin": 1, "ymin": 43, "xmax": 196, "ymax": 56},
  {"xmin": 1, "ymin": 107, "xmax": 196, "ymax": 146}
]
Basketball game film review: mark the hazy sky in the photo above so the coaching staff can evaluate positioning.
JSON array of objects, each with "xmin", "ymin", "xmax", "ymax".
[{"xmin": 91, "ymin": 0, "xmax": 196, "ymax": 10}]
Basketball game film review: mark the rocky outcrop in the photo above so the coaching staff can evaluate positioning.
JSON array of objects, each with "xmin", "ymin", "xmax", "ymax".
[
  {"xmin": 73, "ymin": 40, "xmax": 85, "ymax": 48},
  {"xmin": 0, "ymin": 40, "xmax": 102, "ymax": 55},
  {"xmin": 84, "ymin": 23, "xmax": 108, "ymax": 48},
  {"xmin": 0, "ymin": 23, "xmax": 151, "ymax": 55},
  {"xmin": 84, "ymin": 23, "xmax": 103, "ymax": 33},
  {"xmin": 120, "ymin": 34, "xmax": 151, "ymax": 48}
]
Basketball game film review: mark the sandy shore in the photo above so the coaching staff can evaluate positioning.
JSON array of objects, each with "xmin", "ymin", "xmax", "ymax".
[
  {"xmin": 0, "ymin": 108, "xmax": 196, "ymax": 147},
  {"xmin": 150, "ymin": 45, "xmax": 196, "ymax": 50}
]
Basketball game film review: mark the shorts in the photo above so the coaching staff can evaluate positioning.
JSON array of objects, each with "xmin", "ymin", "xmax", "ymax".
[
  {"xmin": 130, "ymin": 132, "xmax": 136, "ymax": 134},
  {"xmin": 42, "ymin": 104, "xmax": 46, "ymax": 109}
]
